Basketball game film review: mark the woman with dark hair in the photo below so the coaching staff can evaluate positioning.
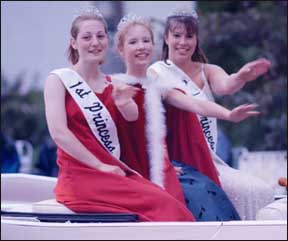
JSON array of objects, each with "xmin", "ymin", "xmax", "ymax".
[{"xmin": 149, "ymin": 9, "xmax": 274, "ymax": 220}]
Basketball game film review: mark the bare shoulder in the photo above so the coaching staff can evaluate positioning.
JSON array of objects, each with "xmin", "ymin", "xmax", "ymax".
[
  {"xmin": 44, "ymin": 73, "xmax": 64, "ymax": 89},
  {"xmin": 45, "ymin": 73, "xmax": 61, "ymax": 83},
  {"xmin": 204, "ymin": 63, "xmax": 226, "ymax": 78},
  {"xmin": 204, "ymin": 63, "xmax": 223, "ymax": 72}
]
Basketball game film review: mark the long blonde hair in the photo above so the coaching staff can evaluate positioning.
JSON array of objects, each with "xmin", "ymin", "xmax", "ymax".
[{"xmin": 114, "ymin": 14, "xmax": 154, "ymax": 55}]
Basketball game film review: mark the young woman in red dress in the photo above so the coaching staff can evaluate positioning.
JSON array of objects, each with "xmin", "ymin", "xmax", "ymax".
[{"xmin": 43, "ymin": 7, "xmax": 194, "ymax": 222}]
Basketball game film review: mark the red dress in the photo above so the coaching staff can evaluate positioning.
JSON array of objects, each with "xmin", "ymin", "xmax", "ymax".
[
  {"xmin": 165, "ymin": 104, "xmax": 221, "ymax": 186},
  {"xmin": 55, "ymin": 83, "xmax": 194, "ymax": 222},
  {"xmin": 117, "ymin": 85, "xmax": 187, "ymax": 205}
]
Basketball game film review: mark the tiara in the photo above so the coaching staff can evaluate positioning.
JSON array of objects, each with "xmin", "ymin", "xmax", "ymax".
[
  {"xmin": 117, "ymin": 13, "xmax": 149, "ymax": 31},
  {"xmin": 73, "ymin": 6, "xmax": 104, "ymax": 21},
  {"xmin": 169, "ymin": 8, "xmax": 198, "ymax": 19}
]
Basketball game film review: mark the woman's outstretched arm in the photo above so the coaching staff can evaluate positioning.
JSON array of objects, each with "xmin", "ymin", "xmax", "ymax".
[
  {"xmin": 164, "ymin": 89, "xmax": 260, "ymax": 123},
  {"xmin": 206, "ymin": 58, "xmax": 271, "ymax": 96}
]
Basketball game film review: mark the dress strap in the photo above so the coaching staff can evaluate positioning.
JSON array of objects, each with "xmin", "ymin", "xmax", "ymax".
[{"xmin": 201, "ymin": 64, "xmax": 209, "ymax": 86}]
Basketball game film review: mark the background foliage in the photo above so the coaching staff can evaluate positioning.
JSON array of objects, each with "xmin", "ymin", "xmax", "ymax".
[
  {"xmin": 1, "ymin": 1, "xmax": 287, "ymax": 153},
  {"xmin": 1, "ymin": 72, "xmax": 47, "ymax": 146},
  {"xmin": 197, "ymin": 0, "xmax": 287, "ymax": 150}
]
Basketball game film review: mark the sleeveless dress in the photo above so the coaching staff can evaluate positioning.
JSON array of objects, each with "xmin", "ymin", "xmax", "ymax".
[
  {"xmin": 52, "ymin": 69, "xmax": 194, "ymax": 222},
  {"xmin": 149, "ymin": 61, "xmax": 274, "ymax": 220}
]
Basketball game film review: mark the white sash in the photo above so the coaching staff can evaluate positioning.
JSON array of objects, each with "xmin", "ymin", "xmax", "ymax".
[
  {"xmin": 51, "ymin": 68, "xmax": 121, "ymax": 159},
  {"xmin": 148, "ymin": 60, "xmax": 218, "ymax": 152}
]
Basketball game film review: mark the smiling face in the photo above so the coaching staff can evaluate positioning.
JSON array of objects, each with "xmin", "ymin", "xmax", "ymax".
[
  {"xmin": 119, "ymin": 23, "xmax": 154, "ymax": 72},
  {"xmin": 165, "ymin": 22, "xmax": 197, "ymax": 64},
  {"xmin": 70, "ymin": 19, "xmax": 108, "ymax": 65}
]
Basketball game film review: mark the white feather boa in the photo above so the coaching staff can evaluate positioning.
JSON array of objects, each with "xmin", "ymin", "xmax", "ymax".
[
  {"xmin": 111, "ymin": 73, "xmax": 171, "ymax": 188},
  {"xmin": 144, "ymin": 81, "xmax": 166, "ymax": 188}
]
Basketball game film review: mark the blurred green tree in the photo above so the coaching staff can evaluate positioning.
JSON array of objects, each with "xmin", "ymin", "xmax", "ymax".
[
  {"xmin": 197, "ymin": 0, "xmax": 287, "ymax": 150},
  {"xmin": 1, "ymin": 72, "xmax": 47, "ymax": 147}
]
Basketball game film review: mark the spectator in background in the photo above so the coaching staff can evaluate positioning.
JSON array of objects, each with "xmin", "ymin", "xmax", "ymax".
[
  {"xmin": 1, "ymin": 131, "xmax": 20, "ymax": 173},
  {"xmin": 35, "ymin": 135, "xmax": 58, "ymax": 177}
]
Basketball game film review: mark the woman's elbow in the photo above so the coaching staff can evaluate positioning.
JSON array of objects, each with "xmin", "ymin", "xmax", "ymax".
[{"xmin": 213, "ymin": 82, "xmax": 240, "ymax": 96}]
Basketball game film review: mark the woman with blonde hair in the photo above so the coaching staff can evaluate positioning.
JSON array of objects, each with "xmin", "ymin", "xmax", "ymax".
[{"xmin": 43, "ymin": 7, "xmax": 195, "ymax": 222}]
